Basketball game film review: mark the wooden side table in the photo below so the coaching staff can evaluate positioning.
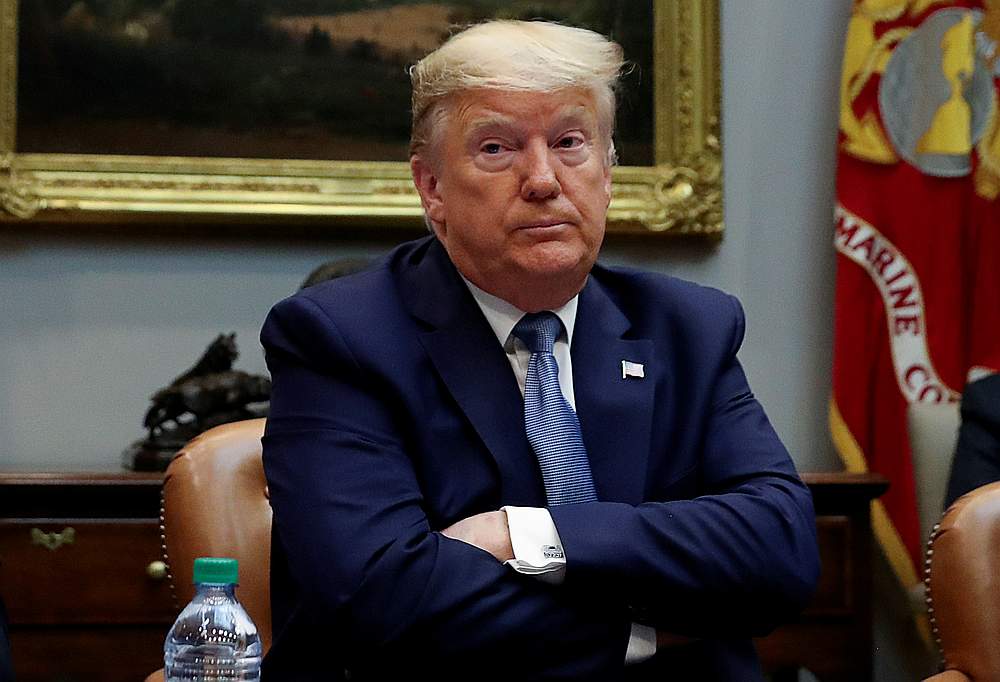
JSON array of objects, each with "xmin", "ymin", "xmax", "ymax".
[
  {"xmin": 0, "ymin": 471, "xmax": 173, "ymax": 682},
  {"xmin": 0, "ymin": 470, "xmax": 886, "ymax": 681},
  {"xmin": 757, "ymin": 472, "xmax": 889, "ymax": 682}
]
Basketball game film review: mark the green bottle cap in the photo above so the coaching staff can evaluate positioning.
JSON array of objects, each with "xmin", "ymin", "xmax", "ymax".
[{"xmin": 192, "ymin": 557, "xmax": 238, "ymax": 585}]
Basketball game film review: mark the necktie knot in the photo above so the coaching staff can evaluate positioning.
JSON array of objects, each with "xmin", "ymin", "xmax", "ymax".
[{"xmin": 512, "ymin": 311, "xmax": 562, "ymax": 354}]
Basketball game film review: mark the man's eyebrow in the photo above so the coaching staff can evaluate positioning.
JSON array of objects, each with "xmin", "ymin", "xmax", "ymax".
[{"xmin": 465, "ymin": 115, "xmax": 521, "ymax": 137}]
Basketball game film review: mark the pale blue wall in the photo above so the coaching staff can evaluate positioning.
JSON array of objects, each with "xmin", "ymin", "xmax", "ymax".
[{"xmin": 0, "ymin": 235, "xmax": 382, "ymax": 468}]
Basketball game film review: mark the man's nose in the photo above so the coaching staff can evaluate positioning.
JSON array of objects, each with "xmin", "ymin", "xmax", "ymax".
[{"xmin": 519, "ymin": 141, "xmax": 561, "ymax": 201}]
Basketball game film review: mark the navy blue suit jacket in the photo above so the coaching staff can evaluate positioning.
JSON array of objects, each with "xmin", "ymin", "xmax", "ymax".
[
  {"xmin": 259, "ymin": 236, "xmax": 819, "ymax": 681},
  {"xmin": 945, "ymin": 373, "xmax": 1000, "ymax": 508}
]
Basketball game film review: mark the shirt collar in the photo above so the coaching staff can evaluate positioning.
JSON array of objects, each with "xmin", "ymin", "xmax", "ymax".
[{"xmin": 462, "ymin": 277, "xmax": 578, "ymax": 351}]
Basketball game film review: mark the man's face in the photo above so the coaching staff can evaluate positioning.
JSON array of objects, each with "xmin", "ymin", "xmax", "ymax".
[{"xmin": 411, "ymin": 88, "xmax": 612, "ymax": 311}]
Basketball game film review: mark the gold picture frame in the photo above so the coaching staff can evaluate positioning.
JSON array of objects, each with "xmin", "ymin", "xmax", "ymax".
[{"xmin": 0, "ymin": 0, "xmax": 720, "ymax": 237}]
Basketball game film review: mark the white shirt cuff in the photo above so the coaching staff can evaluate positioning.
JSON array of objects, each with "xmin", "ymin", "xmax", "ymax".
[
  {"xmin": 501, "ymin": 506, "xmax": 566, "ymax": 585},
  {"xmin": 625, "ymin": 622, "xmax": 657, "ymax": 665}
]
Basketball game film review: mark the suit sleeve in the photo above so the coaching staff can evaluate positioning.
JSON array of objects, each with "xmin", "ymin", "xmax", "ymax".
[
  {"xmin": 260, "ymin": 294, "xmax": 630, "ymax": 677},
  {"xmin": 549, "ymin": 294, "xmax": 820, "ymax": 638},
  {"xmin": 945, "ymin": 375, "xmax": 1000, "ymax": 508}
]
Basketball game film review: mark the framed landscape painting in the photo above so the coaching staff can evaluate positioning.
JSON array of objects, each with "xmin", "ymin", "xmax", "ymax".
[{"xmin": 0, "ymin": 0, "xmax": 721, "ymax": 236}]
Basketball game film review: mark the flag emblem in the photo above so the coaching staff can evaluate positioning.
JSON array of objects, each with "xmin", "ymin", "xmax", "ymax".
[{"xmin": 621, "ymin": 360, "xmax": 644, "ymax": 379}]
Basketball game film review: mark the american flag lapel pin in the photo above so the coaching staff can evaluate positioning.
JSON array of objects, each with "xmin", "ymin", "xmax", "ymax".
[{"xmin": 621, "ymin": 360, "xmax": 645, "ymax": 379}]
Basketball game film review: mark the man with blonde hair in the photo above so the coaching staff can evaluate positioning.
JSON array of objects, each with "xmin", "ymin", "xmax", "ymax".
[{"xmin": 261, "ymin": 20, "xmax": 819, "ymax": 681}]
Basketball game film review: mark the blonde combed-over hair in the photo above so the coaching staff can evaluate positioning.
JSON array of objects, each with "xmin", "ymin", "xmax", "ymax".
[{"xmin": 409, "ymin": 20, "xmax": 625, "ymax": 165}]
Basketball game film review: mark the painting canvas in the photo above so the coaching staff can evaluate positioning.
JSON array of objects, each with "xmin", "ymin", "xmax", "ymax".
[
  {"xmin": 0, "ymin": 0, "xmax": 720, "ymax": 236},
  {"xmin": 17, "ymin": 0, "xmax": 655, "ymax": 166}
]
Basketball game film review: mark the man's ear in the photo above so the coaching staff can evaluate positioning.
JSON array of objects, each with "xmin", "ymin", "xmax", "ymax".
[
  {"xmin": 602, "ymin": 163, "xmax": 612, "ymax": 209},
  {"xmin": 410, "ymin": 155, "xmax": 446, "ymax": 234},
  {"xmin": 602, "ymin": 140, "xmax": 615, "ymax": 208}
]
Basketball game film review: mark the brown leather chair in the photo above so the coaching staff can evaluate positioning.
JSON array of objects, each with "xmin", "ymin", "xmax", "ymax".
[
  {"xmin": 145, "ymin": 418, "xmax": 271, "ymax": 682},
  {"xmin": 924, "ymin": 480, "xmax": 1000, "ymax": 682}
]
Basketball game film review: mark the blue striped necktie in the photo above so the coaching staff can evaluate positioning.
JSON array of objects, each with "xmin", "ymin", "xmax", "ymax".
[{"xmin": 512, "ymin": 312, "xmax": 598, "ymax": 506}]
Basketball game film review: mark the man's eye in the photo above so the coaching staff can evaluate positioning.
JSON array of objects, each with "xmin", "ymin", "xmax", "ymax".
[
  {"xmin": 556, "ymin": 136, "xmax": 584, "ymax": 149},
  {"xmin": 481, "ymin": 142, "xmax": 504, "ymax": 154}
]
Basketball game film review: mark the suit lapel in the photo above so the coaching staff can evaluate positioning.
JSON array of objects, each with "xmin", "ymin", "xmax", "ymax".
[
  {"xmin": 572, "ymin": 276, "xmax": 655, "ymax": 505},
  {"xmin": 398, "ymin": 239, "xmax": 545, "ymax": 506},
  {"xmin": 397, "ymin": 240, "xmax": 654, "ymax": 506}
]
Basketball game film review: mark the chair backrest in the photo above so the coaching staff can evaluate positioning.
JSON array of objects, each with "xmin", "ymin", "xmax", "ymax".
[
  {"xmin": 925, "ymin": 481, "xmax": 1000, "ymax": 679},
  {"xmin": 907, "ymin": 401, "xmax": 961, "ymax": 543},
  {"xmin": 161, "ymin": 418, "xmax": 272, "ymax": 651}
]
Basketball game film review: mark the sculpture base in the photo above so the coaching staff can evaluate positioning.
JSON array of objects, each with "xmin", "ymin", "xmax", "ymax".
[{"xmin": 122, "ymin": 440, "xmax": 181, "ymax": 472}]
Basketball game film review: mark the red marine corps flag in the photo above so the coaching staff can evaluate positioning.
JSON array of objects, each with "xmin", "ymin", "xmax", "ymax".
[{"xmin": 832, "ymin": 0, "xmax": 1000, "ymax": 592}]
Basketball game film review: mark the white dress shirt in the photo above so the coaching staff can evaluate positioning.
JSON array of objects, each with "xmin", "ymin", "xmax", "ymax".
[{"xmin": 463, "ymin": 278, "xmax": 656, "ymax": 665}]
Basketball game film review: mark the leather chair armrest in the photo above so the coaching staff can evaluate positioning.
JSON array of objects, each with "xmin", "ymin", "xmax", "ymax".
[{"xmin": 924, "ymin": 671, "xmax": 972, "ymax": 681}]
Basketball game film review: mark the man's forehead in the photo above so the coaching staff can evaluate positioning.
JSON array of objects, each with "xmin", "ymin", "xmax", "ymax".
[{"xmin": 451, "ymin": 89, "xmax": 599, "ymax": 130}]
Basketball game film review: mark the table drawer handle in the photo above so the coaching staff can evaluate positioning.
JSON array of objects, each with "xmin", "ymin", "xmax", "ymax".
[
  {"xmin": 146, "ymin": 560, "xmax": 168, "ymax": 581},
  {"xmin": 30, "ymin": 527, "xmax": 75, "ymax": 551}
]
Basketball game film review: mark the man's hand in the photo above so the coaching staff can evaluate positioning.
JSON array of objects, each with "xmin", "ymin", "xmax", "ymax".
[{"xmin": 442, "ymin": 510, "xmax": 515, "ymax": 562}]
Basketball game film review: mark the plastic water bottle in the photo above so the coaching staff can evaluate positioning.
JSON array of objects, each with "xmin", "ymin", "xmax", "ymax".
[{"xmin": 164, "ymin": 557, "xmax": 262, "ymax": 681}]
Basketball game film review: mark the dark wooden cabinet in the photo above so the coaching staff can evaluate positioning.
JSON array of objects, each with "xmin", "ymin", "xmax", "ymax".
[
  {"xmin": 0, "ymin": 470, "xmax": 886, "ymax": 681},
  {"xmin": 0, "ymin": 472, "xmax": 174, "ymax": 682}
]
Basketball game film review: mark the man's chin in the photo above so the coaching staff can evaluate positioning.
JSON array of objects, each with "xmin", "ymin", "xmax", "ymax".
[
  {"xmin": 508, "ymin": 248, "xmax": 594, "ymax": 290},
  {"xmin": 522, "ymin": 239, "xmax": 597, "ymax": 270}
]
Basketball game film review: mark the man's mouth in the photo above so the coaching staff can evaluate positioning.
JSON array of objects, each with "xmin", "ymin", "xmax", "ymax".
[{"xmin": 517, "ymin": 220, "xmax": 571, "ymax": 230}]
